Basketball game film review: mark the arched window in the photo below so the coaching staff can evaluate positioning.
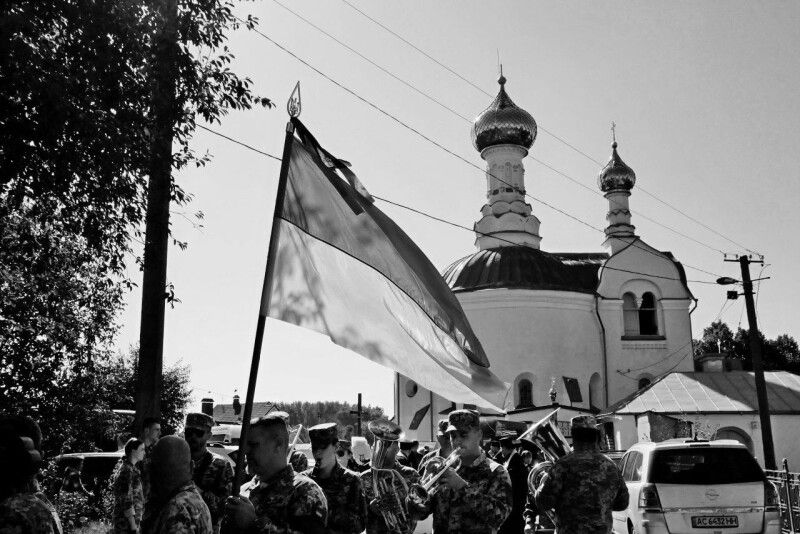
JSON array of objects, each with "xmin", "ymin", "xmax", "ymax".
[
  {"xmin": 623, "ymin": 292, "xmax": 639, "ymax": 336},
  {"xmin": 518, "ymin": 379, "xmax": 533, "ymax": 408},
  {"xmin": 589, "ymin": 373, "xmax": 603, "ymax": 411},
  {"xmin": 714, "ymin": 426, "xmax": 754, "ymax": 454},
  {"xmin": 639, "ymin": 292, "xmax": 659, "ymax": 335}
]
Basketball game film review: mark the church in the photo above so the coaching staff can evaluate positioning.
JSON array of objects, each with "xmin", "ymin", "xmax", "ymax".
[{"xmin": 394, "ymin": 74, "xmax": 696, "ymax": 443}]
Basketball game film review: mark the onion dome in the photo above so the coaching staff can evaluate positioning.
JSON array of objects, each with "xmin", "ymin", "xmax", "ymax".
[
  {"xmin": 442, "ymin": 247, "xmax": 605, "ymax": 294},
  {"xmin": 471, "ymin": 75, "xmax": 537, "ymax": 152},
  {"xmin": 598, "ymin": 142, "xmax": 636, "ymax": 192}
]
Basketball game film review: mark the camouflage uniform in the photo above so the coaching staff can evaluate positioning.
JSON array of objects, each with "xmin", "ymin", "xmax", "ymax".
[
  {"xmin": 532, "ymin": 416, "xmax": 628, "ymax": 534},
  {"xmin": 0, "ymin": 493, "xmax": 61, "ymax": 534},
  {"xmin": 289, "ymin": 450, "xmax": 308, "ymax": 473},
  {"xmin": 140, "ymin": 441, "xmax": 156, "ymax": 503},
  {"xmin": 240, "ymin": 465, "xmax": 328, "ymax": 533},
  {"xmin": 360, "ymin": 461, "xmax": 421, "ymax": 534},
  {"xmin": 303, "ymin": 461, "xmax": 366, "ymax": 534},
  {"xmin": 192, "ymin": 450, "xmax": 233, "ymax": 531},
  {"xmin": 111, "ymin": 458, "xmax": 144, "ymax": 533},
  {"xmin": 419, "ymin": 451, "xmax": 513, "ymax": 534},
  {"xmin": 141, "ymin": 481, "xmax": 212, "ymax": 534}
]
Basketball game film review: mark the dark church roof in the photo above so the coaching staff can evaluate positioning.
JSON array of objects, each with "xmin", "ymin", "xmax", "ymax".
[{"xmin": 442, "ymin": 247, "xmax": 608, "ymax": 294}]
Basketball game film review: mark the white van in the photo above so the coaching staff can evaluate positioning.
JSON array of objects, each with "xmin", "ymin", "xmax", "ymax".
[{"xmin": 612, "ymin": 439, "xmax": 781, "ymax": 534}]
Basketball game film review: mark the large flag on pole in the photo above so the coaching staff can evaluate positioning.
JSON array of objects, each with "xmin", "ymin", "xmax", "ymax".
[{"xmin": 268, "ymin": 118, "xmax": 508, "ymax": 411}]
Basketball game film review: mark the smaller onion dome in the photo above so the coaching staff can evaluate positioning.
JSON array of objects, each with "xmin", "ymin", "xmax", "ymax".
[
  {"xmin": 598, "ymin": 142, "xmax": 636, "ymax": 192},
  {"xmin": 471, "ymin": 75, "xmax": 537, "ymax": 152}
]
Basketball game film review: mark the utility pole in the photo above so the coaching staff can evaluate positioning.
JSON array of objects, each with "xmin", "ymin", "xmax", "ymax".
[
  {"xmin": 723, "ymin": 255, "xmax": 775, "ymax": 469},
  {"xmin": 350, "ymin": 393, "xmax": 363, "ymax": 436},
  {"xmin": 135, "ymin": 0, "xmax": 179, "ymax": 432}
]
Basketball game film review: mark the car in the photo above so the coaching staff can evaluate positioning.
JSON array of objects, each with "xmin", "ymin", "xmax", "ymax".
[{"xmin": 612, "ymin": 439, "xmax": 781, "ymax": 534}]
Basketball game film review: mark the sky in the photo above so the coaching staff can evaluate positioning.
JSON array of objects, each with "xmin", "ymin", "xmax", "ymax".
[{"xmin": 115, "ymin": 1, "xmax": 800, "ymax": 414}]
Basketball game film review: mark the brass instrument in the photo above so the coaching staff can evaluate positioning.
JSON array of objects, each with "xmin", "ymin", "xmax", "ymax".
[
  {"xmin": 523, "ymin": 409, "xmax": 571, "ymax": 525},
  {"xmin": 408, "ymin": 447, "xmax": 463, "ymax": 505},
  {"xmin": 368, "ymin": 419, "xmax": 412, "ymax": 534}
]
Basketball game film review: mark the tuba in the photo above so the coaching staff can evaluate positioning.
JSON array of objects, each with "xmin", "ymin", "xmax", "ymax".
[
  {"xmin": 368, "ymin": 419, "xmax": 413, "ymax": 534},
  {"xmin": 522, "ymin": 409, "xmax": 571, "ymax": 524}
]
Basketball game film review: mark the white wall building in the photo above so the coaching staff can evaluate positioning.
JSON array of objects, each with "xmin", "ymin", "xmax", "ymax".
[{"xmin": 395, "ymin": 75, "xmax": 696, "ymax": 441}]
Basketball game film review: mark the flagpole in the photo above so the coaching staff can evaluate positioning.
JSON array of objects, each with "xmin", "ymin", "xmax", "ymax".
[{"xmin": 232, "ymin": 84, "xmax": 300, "ymax": 493}]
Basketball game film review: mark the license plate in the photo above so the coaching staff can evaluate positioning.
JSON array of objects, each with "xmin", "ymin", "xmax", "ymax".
[{"xmin": 691, "ymin": 516, "xmax": 739, "ymax": 528}]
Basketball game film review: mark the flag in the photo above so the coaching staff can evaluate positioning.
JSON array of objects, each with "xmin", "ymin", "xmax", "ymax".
[{"xmin": 267, "ymin": 119, "xmax": 508, "ymax": 411}]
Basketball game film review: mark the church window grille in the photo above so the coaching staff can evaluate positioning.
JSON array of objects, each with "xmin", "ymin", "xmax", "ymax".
[
  {"xmin": 562, "ymin": 377, "xmax": 583, "ymax": 403},
  {"xmin": 622, "ymin": 293, "xmax": 639, "ymax": 336},
  {"xmin": 517, "ymin": 379, "xmax": 533, "ymax": 408},
  {"xmin": 639, "ymin": 292, "xmax": 659, "ymax": 335}
]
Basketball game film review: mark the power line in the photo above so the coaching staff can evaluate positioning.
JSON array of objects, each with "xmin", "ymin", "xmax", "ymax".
[
  {"xmin": 263, "ymin": 4, "xmax": 726, "ymax": 257},
  {"xmin": 336, "ymin": 0, "xmax": 761, "ymax": 257},
  {"xmin": 618, "ymin": 340, "xmax": 694, "ymax": 375},
  {"xmin": 197, "ymin": 124, "xmax": 282, "ymax": 161},
  {"xmin": 198, "ymin": 119, "xmax": 720, "ymax": 286},
  {"xmin": 240, "ymin": 22, "xmax": 726, "ymax": 279}
]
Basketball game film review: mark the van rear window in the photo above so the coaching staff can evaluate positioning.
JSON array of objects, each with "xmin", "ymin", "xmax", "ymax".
[{"xmin": 650, "ymin": 448, "xmax": 764, "ymax": 484}]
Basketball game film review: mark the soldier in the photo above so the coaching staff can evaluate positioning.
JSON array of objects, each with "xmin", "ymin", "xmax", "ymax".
[
  {"xmin": 489, "ymin": 439, "xmax": 503, "ymax": 463},
  {"xmin": 418, "ymin": 420, "xmax": 452, "ymax": 475},
  {"xmin": 0, "ymin": 426, "xmax": 62, "ymax": 534},
  {"xmin": 289, "ymin": 449, "xmax": 309, "ymax": 473},
  {"xmin": 304, "ymin": 423, "xmax": 366, "ymax": 534},
  {"xmin": 415, "ymin": 409, "xmax": 513, "ymax": 534},
  {"xmin": 360, "ymin": 419, "xmax": 421, "ymax": 534},
  {"xmin": 141, "ymin": 436, "xmax": 212, "ymax": 534},
  {"xmin": 183, "ymin": 413, "xmax": 233, "ymax": 533},
  {"xmin": 224, "ymin": 412, "xmax": 327, "ymax": 533},
  {"xmin": 111, "ymin": 437, "xmax": 145, "ymax": 533},
  {"xmin": 498, "ymin": 434, "xmax": 526, "ymax": 534},
  {"xmin": 396, "ymin": 440, "xmax": 413, "ymax": 468},
  {"xmin": 140, "ymin": 417, "xmax": 162, "ymax": 502},
  {"xmin": 530, "ymin": 415, "xmax": 629, "ymax": 534}
]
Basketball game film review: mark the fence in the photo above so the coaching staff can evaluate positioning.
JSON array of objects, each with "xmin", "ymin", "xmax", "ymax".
[{"xmin": 765, "ymin": 459, "xmax": 800, "ymax": 533}]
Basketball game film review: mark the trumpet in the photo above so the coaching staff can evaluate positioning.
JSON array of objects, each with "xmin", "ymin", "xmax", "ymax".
[{"xmin": 408, "ymin": 447, "xmax": 463, "ymax": 505}]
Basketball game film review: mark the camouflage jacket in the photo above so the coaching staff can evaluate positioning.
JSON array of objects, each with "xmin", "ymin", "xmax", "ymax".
[
  {"xmin": 418, "ymin": 452, "xmax": 512, "ymax": 534},
  {"xmin": 359, "ymin": 463, "xmax": 421, "ymax": 534},
  {"xmin": 0, "ymin": 493, "xmax": 61, "ymax": 534},
  {"xmin": 141, "ymin": 482, "xmax": 212, "ymax": 534},
  {"xmin": 289, "ymin": 451, "xmax": 308, "ymax": 473},
  {"xmin": 192, "ymin": 450, "xmax": 233, "ymax": 529},
  {"xmin": 240, "ymin": 466, "xmax": 327, "ymax": 534},
  {"xmin": 111, "ymin": 458, "xmax": 144, "ymax": 532},
  {"xmin": 140, "ymin": 442, "xmax": 156, "ymax": 503},
  {"xmin": 533, "ymin": 449, "xmax": 629, "ymax": 534},
  {"xmin": 303, "ymin": 462, "xmax": 366, "ymax": 534}
]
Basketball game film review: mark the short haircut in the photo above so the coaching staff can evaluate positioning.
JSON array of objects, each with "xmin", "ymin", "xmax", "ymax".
[
  {"xmin": 142, "ymin": 417, "xmax": 161, "ymax": 431},
  {"xmin": 572, "ymin": 427, "xmax": 600, "ymax": 444},
  {"xmin": 0, "ymin": 415, "xmax": 43, "ymax": 451},
  {"xmin": 124, "ymin": 437, "xmax": 144, "ymax": 456},
  {"xmin": 250, "ymin": 414, "xmax": 289, "ymax": 448}
]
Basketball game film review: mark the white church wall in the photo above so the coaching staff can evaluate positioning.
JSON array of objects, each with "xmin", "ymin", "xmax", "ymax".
[
  {"xmin": 458, "ymin": 289, "xmax": 604, "ymax": 410},
  {"xmin": 597, "ymin": 238, "xmax": 694, "ymax": 405}
]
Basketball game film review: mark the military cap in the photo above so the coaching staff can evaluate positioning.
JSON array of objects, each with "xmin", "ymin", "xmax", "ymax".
[
  {"xmin": 498, "ymin": 435, "xmax": 515, "ymax": 448},
  {"xmin": 337, "ymin": 439, "xmax": 352, "ymax": 450},
  {"xmin": 308, "ymin": 422, "xmax": 338, "ymax": 445},
  {"xmin": 399, "ymin": 439, "xmax": 413, "ymax": 451},
  {"xmin": 570, "ymin": 415, "xmax": 598, "ymax": 431},
  {"xmin": 368, "ymin": 419, "xmax": 403, "ymax": 442},
  {"xmin": 436, "ymin": 419, "xmax": 449, "ymax": 437},
  {"xmin": 185, "ymin": 412, "xmax": 214, "ymax": 430},
  {"xmin": 446, "ymin": 409, "xmax": 480, "ymax": 433},
  {"xmin": 489, "ymin": 439, "xmax": 500, "ymax": 447}
]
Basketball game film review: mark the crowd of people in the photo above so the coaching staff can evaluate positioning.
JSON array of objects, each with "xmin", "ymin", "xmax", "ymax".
[{"xmin": 0, "ymin": 409, "xmax": 628, "ymax": 534}]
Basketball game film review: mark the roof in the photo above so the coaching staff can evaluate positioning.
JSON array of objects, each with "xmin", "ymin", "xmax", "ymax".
[
  {"xmin": 605, "ymin": 371, "xmax": 800, "ymax": 415},
  {"xmin": 442, "ymin": 247, "xmax": 607, "ymax": 294},
  {"xmin": 213, "ymin": 402, "xmax": 276, "ymax": 424}
]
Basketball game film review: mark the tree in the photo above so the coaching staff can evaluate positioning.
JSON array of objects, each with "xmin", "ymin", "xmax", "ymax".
[
  {"xmin": 1, "ymin": 0, "xmax": 270, "ymax": 454},
  {"xmin": 693, "ymin": 320, "xmax": 800, "ymax": 375}
]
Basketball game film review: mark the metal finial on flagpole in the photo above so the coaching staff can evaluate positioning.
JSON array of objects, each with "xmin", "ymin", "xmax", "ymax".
[{"xmin": 287, "ymin": 81, "xmax": 301, "ymax": 118}]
